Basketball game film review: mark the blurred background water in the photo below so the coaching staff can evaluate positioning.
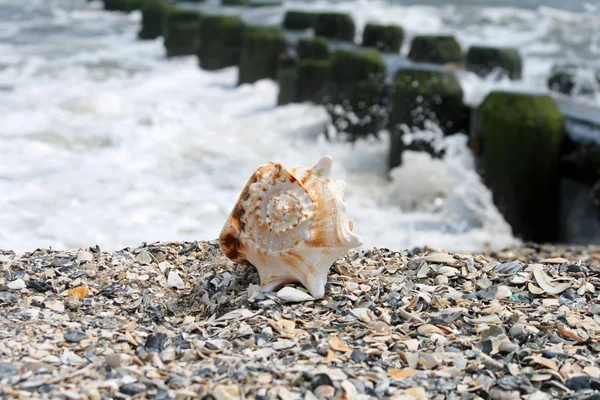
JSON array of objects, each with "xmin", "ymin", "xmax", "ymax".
[{"xmin": 0, "ymin": 0, "xmax": 598, "ymax": 253}]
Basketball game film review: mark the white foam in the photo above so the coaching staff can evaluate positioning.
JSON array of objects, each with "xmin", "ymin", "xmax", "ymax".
[{"xmin": 1, "ymin": 0, "xmax": 598, "ymax": 253}]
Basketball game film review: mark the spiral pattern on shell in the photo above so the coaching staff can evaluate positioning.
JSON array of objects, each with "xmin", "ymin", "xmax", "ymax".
[{"xmin": 241, "ymin": 164, "xmax": 315, "ymax": 252}]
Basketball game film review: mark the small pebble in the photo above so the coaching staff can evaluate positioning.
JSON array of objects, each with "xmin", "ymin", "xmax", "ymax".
[
  {"xmin": 76, "ymin": 250, "xmax": 93, "ymax": 262},
  {"xmin": 105, "ymin": 354, "xmax": 121, "ymax": 368},
  {"xmin": 135, "ymin": 250, "xmax": 152, "ymax": 265},
  {"xmin": 119, "ymin": 383, "xmax": 146, "ymax": 396},
  {"xmin": 350, "ymin": 351, "xmax": 368, "ymax": 362},
  {"xmin": 63, "ymin": 331, "xmax": 86, "ymax": 343},
  {"xmin": 7, "ymin": 279, "xmax": 26, "ymax": 290},
  {"xmin": 0, "ymin": 362, "xmax": 20, "ymax": 378},
  {"xmin": 0, "ymin": 292, "xmax": 18, "ymax": 302}
]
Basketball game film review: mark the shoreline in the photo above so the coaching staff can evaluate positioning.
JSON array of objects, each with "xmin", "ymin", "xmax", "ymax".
[{"xmin": 1, "ymin": 240, "xmax": 600, "ymax": 399}]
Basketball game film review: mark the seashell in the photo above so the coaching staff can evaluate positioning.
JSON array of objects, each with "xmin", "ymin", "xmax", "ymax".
[{"xmin": 219, "ymin": 155, "xmax": 363, "ymax": 298}]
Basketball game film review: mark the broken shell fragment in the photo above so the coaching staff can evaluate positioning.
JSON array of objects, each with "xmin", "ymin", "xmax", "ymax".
[
  {"xmin": 531, "ymin": 264, "xmax": 571, "ymax": 294},
  {"xmin": 219, "ymin": 155, "xmax": 363, "ymax": 298}
]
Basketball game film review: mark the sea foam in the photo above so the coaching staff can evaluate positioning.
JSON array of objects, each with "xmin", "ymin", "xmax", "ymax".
[{"xmin": 0, "ymin": 0, "xmax": 598, "ymax": 253}]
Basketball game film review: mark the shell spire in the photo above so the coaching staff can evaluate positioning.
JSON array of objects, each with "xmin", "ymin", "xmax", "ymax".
[{"xmin": 219, "ymin": 155, "xmax": 363, "ymax": 298}]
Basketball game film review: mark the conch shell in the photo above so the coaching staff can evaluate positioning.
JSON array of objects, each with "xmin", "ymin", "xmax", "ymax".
[{"xmin": 219, "ymin": 155, "xmax": 363, "ymax": 298}]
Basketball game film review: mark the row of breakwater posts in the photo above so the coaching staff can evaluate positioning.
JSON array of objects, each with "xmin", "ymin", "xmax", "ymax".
[{"xmin": 102, "ymin": 0, "xmax": 600, "ymax": 245}]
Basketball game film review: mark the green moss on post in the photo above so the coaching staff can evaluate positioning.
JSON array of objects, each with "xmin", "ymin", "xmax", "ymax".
[
  {"xmin": 123, "ymin": 0, "xmax": 146, "ymax": 11},
  {"xmin": 362, "ymin": 23, "xmax": 404, "ymax": 53},
  {"xmin": 276, "ymin": 59, "xmax": 331, "ymax": 105},
  {"xmin": 546, "ymin": 65, "xmax": 598, "ymax": 96},
  {"xmin": 314, "ymin": 12, "xmax": 355, "ymax": 42},
  {"xmin": 238, "ymin": 26, "xmax": 286, "ymax": 85},
  {"xmin": 475, "ymin": 91, "xmax": 565, "ymax": 242},
  {"xmin": 248, "ymin": 1, "xmax": 283, "ymax": 7},
  {"xmin": 547, "ymin": 69, "xmax": 577, "ymax": 95},
  {"xmin": 164, "ymin": 9, "xmax": 203, "ymax": 57},
  {"xmin": 328, "ymin": 49, "xmax": 385, "ymax": 85},
  {"xmin": 198, "ymin": 15, "xmax": 245, "ymax": 71},
  {"xmin": 326, "ymin": 49, "xmax": 387, "ymax": 139},
  {"xmin": 282, "ymin": 11, "xmax": 319, "ymax": 30},
  {"xmin": 297, "ymin": 37, "xmax": 329, "ymax": 60},
  {"xmin": 222, "ymin": 0, "xmax": 249, "ymax": 5},
  {"xmin": 408, "ymin": 35, "xmax": 463, "ymax": 64},
  {"xmin": 465, "ymin": 46, "xmax": 522, "ymax": 80},
  {"xmin": 391, "ymin": 67, "xmax": 465, "ymax": 130},
  {"xmin": 103, "ymin": 0, "xmax": 149, "ymax": 11},
  {"xmin": 297, "ymin": 59, "xmax": 331, "ymax": 102},
  {"xmin": 388, "ymin": 67, "xmax": 467, "ymax": 169},
  {"xmin": 138, "ymin": 1, "xmax": 170, "ymax": 40},
  {"xmin": 222, "ymin": 0, "xmax": 280, "ymax": 6},
  {"xmin": 277, "ymin": 67, "xmax": 299, "ymax": 105},
  {"xmin": 102, "ymin": 0, "xmax": 127, "ymax": 11}
]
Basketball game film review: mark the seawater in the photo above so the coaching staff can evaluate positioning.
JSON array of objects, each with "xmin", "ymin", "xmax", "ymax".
[{"xmin": 0, "ymin": 0, "xmax": 598, "ymax": 253}]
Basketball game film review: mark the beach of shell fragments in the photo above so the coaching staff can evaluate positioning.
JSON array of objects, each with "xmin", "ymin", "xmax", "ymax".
[{"xmin": 1, "ymin": 241, "xmax": 600, "ymax": 400}]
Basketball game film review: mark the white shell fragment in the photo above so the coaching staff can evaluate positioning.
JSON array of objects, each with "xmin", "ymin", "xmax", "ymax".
[
  {"xmin": 7, "ymin": 279, "xmax": 26, "ymax": 290},
  {"xmin": 531, "ymin": 264, "xmax": 571, "ymax": 294},
  {"xmin": 425, "ymin": 252, "xmax": 456, "ymax": 264},
  {"xmin": 276, "ymin": 287, "xmax": 315, "ymax": 303},
  {"xmin": 167, "ymin": 271, "xmax": 185, "ymax": 290},
  {"xmin": 219, "ymin": 155, "xmax": 363, "ymax": 298}
]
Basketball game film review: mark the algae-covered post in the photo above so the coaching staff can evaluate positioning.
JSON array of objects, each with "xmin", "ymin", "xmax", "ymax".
[
  {"xmin": 548, "ymin": 67, "xmax": 579, "ymax": 95},
  {"xmin": 314, "ymin": 12, "xmax": 356, "ymax": 42},
  {"xmin": 277, "ymin": 48, "xmax": 388, "ymax": 139},
  {"xmin": 102, "ymin": 0, "xmax": 149, "ymax": 12},
  {"xmin": 408, "ymin": 35, "xmax": 463, "ymax": 65},
  {"xmin": 222, "ymin": 0, "xmax": 249, "ymax": 5},
  {"xmin": 276, "ymin": 38, "xmax": 331, "ymax": 106},
  {"xmin": 325, "ymin": 49, "xmax": 388, "ymax": 139},
  {"xmin": 222, "ymin": 0, "xmax": 282, "ymax": 6},
  {"xmin": 282, "ymin": 10, "xmax": 319, "ymax": 30},
  {"xmin": 465, "ymin": 46, "xmax": 522, "ymax": 80},
  {"xmin": 163, "ymin": 9, "xmax": 203, "ymax": 57},
  {"xmin": 277, "ymin": 59, "xmax": 331, "ymax": 106},
  {"xmin": 362, "ymin": 23, "xmax": 405, "ymax": 53},
  {"xmin": 547, "ymin": 64, "xmax": 596, "ymax": 96},
  {"xmin": 327, "ymin": 49, "xmax": 386, "ymax": 86},
  {"xmin": 276, "ymin": 66, "xmax": 300, "ymax": 105},
  {"xmin": 123, "ymin": 0, "xmax": 147, "ymax": 11},
  {"xmin": 472, "ymin": 91, "xmax": 566, "ymax": 242},
  {"xmin": 296, "ymin": 59, "xmax": 331, "ymax": 102},
  {"xmin": 102, "ymin": 0, "xmax": 127, "ymax": 11},
  {"xmin": 238, "ymin": 26, "xmax": 286, "ymax": 85},
  {"xmin": 138, "ymin": 0, "xmax": 171, "ymax": 40},
  {"xmin": 297, "ymin": 37, "xmax": 330, "ymax": 60},
  {"xmin": 388, "ymin": 67, "xmax": 467, "ymax": 170},
  {"xmin": 198, "ymin": 15, "xmax": 245, "ymax": 71},
  {"xmin": 561, "ymin": 142, "xmax": 600, "ymax": 186}
]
